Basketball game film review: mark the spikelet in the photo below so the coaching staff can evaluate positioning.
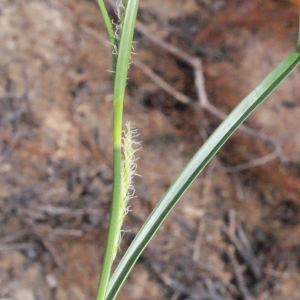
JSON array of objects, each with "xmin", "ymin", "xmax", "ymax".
[
  {"xmin": 114, "ymin": 0, "xmax": 129, "ymax": 53},
  {"xmin": 113, "ymin": 121, "xmax": 140, "ymax": 259}
]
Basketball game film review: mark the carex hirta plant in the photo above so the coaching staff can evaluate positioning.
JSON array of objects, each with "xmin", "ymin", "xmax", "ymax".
[{"xmin": 95, "ymin": 1, "xmax": 300, "ymax": 299}]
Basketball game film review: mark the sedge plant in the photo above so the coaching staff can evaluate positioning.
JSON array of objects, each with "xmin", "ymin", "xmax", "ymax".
[{"xmin": 95, "ymin": 1, "xmax": 300, "ymax": 299}]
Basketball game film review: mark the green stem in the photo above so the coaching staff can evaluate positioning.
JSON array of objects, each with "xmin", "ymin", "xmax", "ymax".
[
  {"xmin": 95, "ymin": 1, "xmax": 140, "ymax": 299},
  {"xmin": 95, "ymin": 147, "xmax": 122, "ymax": 300}
]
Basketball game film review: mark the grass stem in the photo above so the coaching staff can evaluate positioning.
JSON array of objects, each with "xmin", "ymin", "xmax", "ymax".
[{"xmin": 95, "ymin": 1, "xmax": 140, "ymax": 299}]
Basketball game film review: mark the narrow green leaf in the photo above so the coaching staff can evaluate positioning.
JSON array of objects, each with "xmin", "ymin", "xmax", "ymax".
[
  {"xmin": 97, "ymin": 0, "xmax": 115, "ymax": 46},
  {"xmin": 106, "ymin": 52, "xmax": 300, "ymax": 300},
  {"xmin": 96, "ymin": 0, "xmax": 117, "ymax": 72}
]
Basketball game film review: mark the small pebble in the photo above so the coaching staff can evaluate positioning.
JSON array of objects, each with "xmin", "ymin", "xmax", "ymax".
[{"xmin": 46, "ymin": 273, "xmax": 58, "ymax": 289}]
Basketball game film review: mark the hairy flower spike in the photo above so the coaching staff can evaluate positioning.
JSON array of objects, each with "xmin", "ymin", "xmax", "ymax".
[
  {"xmin": 113, "ymin": 121, "xmax": 140, "ymax": 259},
  {"xmin": 114, "ymin": 0, "xmax": 129, "ymax": 51}
]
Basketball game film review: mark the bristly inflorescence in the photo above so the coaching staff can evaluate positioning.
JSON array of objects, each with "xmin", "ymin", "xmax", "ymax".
[
  {"xmin": 113, "ymin": 0, "xmax": 129, "ymax": 54},
  {"xmin": 113, "ymin": 121, "xmax": 141, "ymax": 259}
]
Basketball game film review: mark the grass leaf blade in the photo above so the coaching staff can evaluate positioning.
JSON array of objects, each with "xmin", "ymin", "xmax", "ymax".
[
  {"xmin": 106, "ymin": 52, "xmax": 300, "ymax": 300},
  {"xmin": 97, "ymin": 0, "xmax": 117, "ymax": 72}
]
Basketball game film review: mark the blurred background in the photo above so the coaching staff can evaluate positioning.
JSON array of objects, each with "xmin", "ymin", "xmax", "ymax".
[{"xmin": 0, "ymin": 0, "xmax": 300, "ymax": 299}]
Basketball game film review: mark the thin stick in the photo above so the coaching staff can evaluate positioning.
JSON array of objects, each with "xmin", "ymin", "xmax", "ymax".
[
  {"xmin": 18, "ymin": 213, "xmax": 65, "ymax": 270},
  {"xmin": 228, "ymin": 247, "xmax": 253, "ymax": 300},
  {"xmin": 132, "ymin": 58, "xmax": 191, "ymax": 104},
  {"xmin": 0, "ymin": 243, "xmax": 34, "ymax": 251},
  {"xmin": 193, "ymin": 219, "xmax": 205, "ymax": 261},
  {"xmin": 224, "ymin": 210, "xmax": 262, "ymax": 280},
  {"xmin": 134, "ymin": 21, "xmax": 285, "ymax": 159},
  {"xmin": 150, "ymin": 261, "xmax": 233, "ymax": 300},
  {"xmin": 223, "ymin": 151, "xmax": 278, "ymax": 173}
]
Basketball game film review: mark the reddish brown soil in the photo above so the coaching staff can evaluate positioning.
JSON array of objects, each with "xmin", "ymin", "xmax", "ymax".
[{"xmin": 0, "ymin": 0, "xmax": 300, "ymax": 299}]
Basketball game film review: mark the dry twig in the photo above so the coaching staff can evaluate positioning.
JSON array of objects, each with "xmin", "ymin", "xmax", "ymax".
[
  {"xmin": 132, "ymin": 58, "xmax": 191, "ymax": 104},
  {"xmin": 223, "ymin": 151, "xmax": 279, "ymax": 173},
  {"xmin": 19, "ymin": 215, "xmax": 65, "ymax": 270},
  {"xmin": 224, "ymin": 210, "xmax": 262, "ymax": 280},
  {"xmin": 35, "ymin": 204, "xmax": 103, "ymax": 217},
  {"xmin": 0, "ymin": 243, "xmax": 34, "ymax": 252},
  {"xmin": 145, "ymin": 259, "xmax": 233, "ymax": 300},
  {"xmin": 227, "ymin": 246, "xmax": 253, "ymax": 300},
  {"xmin": 134, "ymin": 21, "xmax": 284, "ymax": 159}
]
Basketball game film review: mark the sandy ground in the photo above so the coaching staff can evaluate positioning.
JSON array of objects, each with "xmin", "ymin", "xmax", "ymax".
[{"xmin": 0, "ymin": 0, "xmax": 300, "ymax": 299}]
